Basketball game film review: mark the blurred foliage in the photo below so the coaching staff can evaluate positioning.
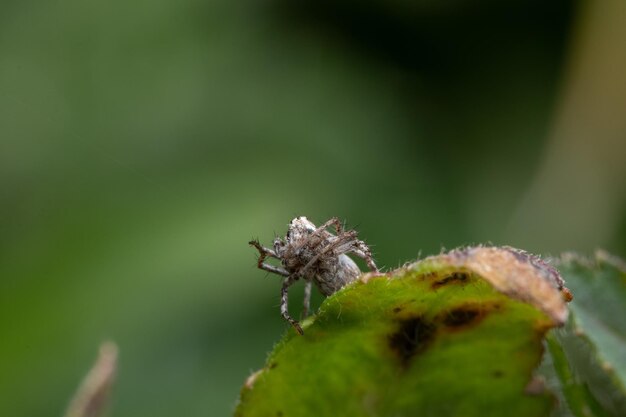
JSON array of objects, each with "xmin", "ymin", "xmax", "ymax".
[
  {"xmin": 0, "ymin": 0, "xmax": 625, "ymax": 416},
  {"xmin": 546, "ymin": 252, "xmax": 626, "ymax": 417}
]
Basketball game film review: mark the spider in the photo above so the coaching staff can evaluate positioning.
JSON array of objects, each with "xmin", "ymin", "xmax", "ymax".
[{"xmin": 249, "ymin": 216, "xmax": 379, "ymax": 334}]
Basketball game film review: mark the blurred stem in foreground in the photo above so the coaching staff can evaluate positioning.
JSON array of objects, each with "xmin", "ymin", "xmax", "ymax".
[{"xmin": 64, "ymin": 342, "xmax": 118, "ymax": 417}]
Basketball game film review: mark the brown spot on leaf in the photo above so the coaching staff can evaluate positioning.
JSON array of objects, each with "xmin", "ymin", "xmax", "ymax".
[
  {"xmin": 388, "ymin": 316, "xmax": 437, "ymax": 368},
  {"xmin": 442, "ymin": 307, "xmax": 481, "ymax": 327},
  {"xmin": 492, "ymin": 370, "xmax": 504, "ymax": 378},
  {"xmin": 431, "ymin": 272, "xmax": 470, "ymax": 289},
  {"xmin": 439, "ymin": 302, "xmax": 501, "ymax": 329},
  {"xmin": 392, "ymin": 307, "xmax": 403, "ymax": 313},
  {"xmin": 269, "ymin": 362, "xmax": 278, "ymax": 369}
]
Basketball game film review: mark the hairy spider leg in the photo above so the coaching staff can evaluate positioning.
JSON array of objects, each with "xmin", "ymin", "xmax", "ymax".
[
  {"xmin": 350, "ymin": 241, "xmax": 379, "ymax": 272},
  {"xmin": 316, "ymin": 219, "xmax": 378, "ymax": 272},
  {"xmin": 332, "ymin": 237, "xmax": 378, "ymax": 272},
  {"xmin": 298, "ymin": 231, "xmax": 359, "ymax": 277},
  {"xmin": 249, "ymin": 240, "xmax": 290, "ymax": 277},
  {"xmin": 281, "ymin": 275, "xmax": 304, "ymax": 334},
  {"xmin": 313, "ymin": 216, "xmax": 344, "ymax": 236},
  {"xmin": 294, "ymin": 217, "xmax": 343, "ymax": 254}
]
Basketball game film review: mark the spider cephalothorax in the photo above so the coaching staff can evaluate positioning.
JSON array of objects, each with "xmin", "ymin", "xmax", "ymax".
[{"xmin": 250, "ymin": 216, "xmax": 378, "ymax": 334}]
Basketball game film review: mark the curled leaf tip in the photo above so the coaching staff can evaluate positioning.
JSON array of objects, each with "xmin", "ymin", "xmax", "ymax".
[{"xmin": 413, "ymin": 246, "xmax": 570, "ymax": 325}]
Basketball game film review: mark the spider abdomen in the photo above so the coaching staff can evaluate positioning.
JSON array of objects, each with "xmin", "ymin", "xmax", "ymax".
[{"xmin": 314, "ymin": 254, "xmax": 361, "ymax": 296}]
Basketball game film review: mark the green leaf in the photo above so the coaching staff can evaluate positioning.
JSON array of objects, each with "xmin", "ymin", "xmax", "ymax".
[
  {"xmin": 548, "ymin": 252, "xmax": 626, "ymax": 417},
  {"xmin": 235, "ymin": 247, "xmax": 568, "ymax": 417}
]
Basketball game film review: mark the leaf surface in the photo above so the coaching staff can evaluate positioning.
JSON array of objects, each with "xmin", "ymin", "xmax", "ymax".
[
  {"xmin": 548, "ymin": 252, "xmax": 626, "ymax": 417},
  {"xmin": 235, "ymin": 247, "xmax": 567, "ymax": 417}
]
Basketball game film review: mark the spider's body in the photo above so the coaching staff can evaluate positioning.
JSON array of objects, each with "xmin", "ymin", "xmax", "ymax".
[{"xmin": 250, "ymin": 216, "xmax": 378, "ymax": 334}]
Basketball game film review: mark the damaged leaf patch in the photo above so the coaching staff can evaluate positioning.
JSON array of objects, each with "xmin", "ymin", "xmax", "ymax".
[{"xmin": 388, "ymin": 316, "xmax": 436, "ymax": 368}]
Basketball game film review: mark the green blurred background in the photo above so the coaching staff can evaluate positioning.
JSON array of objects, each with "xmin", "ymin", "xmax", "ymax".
[{"xmin": 1, "ymin": 0, "xmax": 625, "ymax": 416}]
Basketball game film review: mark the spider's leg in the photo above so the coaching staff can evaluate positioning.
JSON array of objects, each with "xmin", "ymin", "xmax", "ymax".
[
  {"xmin": 299, "ymin": 235, "xmax": 349, "ymax": 277},
  {"xmin": 249, "ymin": 239, "xmax": 280, "ymax": 260},
  {"xmin": 315, "ymin": 217, "xmax": 344, "ymax": 235},
  {"xmin": 302, "ymin": 279, "xmax": 312, "ymax": 319},
  {"xmin": 249, "ymin": 239, "xmax": 288, "ymax": 276},
  {"xmin": 281, "ymin": 275, "xmax": 303, "ymax": 335},
  {"xmin": 350, "ymin": 240, "xmax": 379, "ymax": 272},
  {"xmin": 259, "ymin": 263, "xmax": 290, "ymax": 276}
]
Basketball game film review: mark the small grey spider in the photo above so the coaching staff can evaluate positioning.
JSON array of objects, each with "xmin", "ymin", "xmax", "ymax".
[{"xmin": 249, "ymin": 216, "xmax": 379, "ymax": 335}]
